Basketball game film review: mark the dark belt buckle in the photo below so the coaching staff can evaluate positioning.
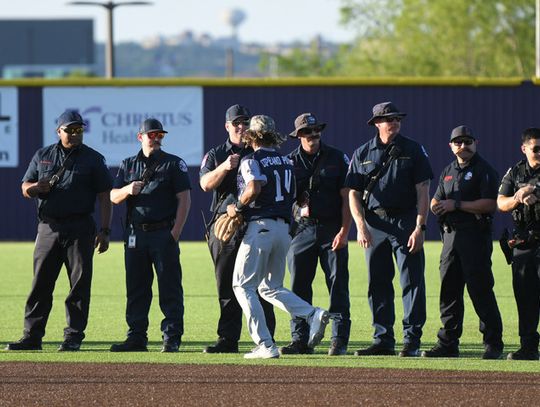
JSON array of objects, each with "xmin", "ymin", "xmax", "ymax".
[{"xmin": 141, "ymin": 224, "xmax": 151, "ymax": 232}]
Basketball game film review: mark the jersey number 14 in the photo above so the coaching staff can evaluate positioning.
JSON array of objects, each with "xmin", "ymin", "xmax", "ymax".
[{"xmin": 274, "ymin": 169, "xmax": 292, "ymax": 202}]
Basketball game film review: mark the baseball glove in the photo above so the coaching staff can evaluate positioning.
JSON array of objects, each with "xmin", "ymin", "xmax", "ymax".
[{"xmin": 214, "ymin": 213, "xmax": 244, "ymax": 243}]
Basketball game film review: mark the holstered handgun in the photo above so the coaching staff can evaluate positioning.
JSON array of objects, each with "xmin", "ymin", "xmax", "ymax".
[{"xmin": 499, "ymin": 228, "xmax": 513, "ymax": 265}]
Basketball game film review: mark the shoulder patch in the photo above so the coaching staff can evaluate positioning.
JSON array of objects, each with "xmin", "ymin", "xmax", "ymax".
[{"xmin": 178, "ymin": 159, "xmax": 188, "ymax": 173}]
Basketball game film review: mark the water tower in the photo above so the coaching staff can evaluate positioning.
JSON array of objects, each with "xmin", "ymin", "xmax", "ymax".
[{"xmin": 221, "ymin": 8, "xmax": 247, "ymax": 77}]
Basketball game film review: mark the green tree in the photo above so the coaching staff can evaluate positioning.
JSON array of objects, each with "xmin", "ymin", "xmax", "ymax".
[{"xmin": 337, "ymin": 0, "xmax": 535, "ymax": 77}]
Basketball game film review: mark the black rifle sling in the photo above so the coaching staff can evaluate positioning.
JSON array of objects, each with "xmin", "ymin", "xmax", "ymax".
[
  {"xmin": 48, "ymin": 148, "xmax": 78, "ymax": 189},
  {"xmin": 308, "ymin": 149, "xmax": 328, "ymax": 193},
  {"xmin": 126, "ymin": 153, "xmax": 163, "ymax": 225},
  {"xmin": 37, "ymin": 147, "xmax": 79, "ymax": 217},
  {"xmin": 362, "ymin": 143, "xmax": 402, "ymax": 206}
]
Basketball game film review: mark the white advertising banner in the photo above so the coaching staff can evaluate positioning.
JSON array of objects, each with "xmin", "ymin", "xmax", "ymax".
[
  {"xmin": 0, "ymin": 87, "xmax": 18, "ymax": 167},
  {"xmin": 43, "ymin": 87, "xmax": 203, "ymax": 166}
]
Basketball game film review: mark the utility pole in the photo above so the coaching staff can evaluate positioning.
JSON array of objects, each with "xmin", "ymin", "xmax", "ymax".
[{"xmin": 68, "ymin": 1, "xmax": 152, "ymax": 78}]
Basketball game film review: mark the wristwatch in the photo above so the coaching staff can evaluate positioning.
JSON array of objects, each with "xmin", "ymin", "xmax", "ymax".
[
  {"xmin": 234, "ymin": 201, "xmax": 246, "ymax": 213},
  {"xmin": 416, "ymin": 224, "xmax": 426, "ymax": 232}
]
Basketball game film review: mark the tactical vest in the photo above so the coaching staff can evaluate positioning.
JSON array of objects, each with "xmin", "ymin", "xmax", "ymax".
[{"xmin": 512, "ymin": 160, "xmax": 540, "ymax": 231}]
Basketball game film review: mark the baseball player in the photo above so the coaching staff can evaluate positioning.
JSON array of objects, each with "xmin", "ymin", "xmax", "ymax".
[{"xmin": 226, "ymin": 115, "xmax": 330, "ymax": 359}]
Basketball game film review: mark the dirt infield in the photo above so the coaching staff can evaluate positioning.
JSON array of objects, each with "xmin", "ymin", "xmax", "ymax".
[{"xmin": 1, "ymin": 362, "xmax": 539, "ymax": 406}]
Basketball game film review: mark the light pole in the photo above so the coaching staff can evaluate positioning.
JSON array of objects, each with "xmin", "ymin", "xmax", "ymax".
[
  {"xmin": 537, "ymin": 0, "xmax": 540, "ymax": 78},
  {"xmin": 68, "ymin": 1, "xmax": 152, "ymax": 78}
]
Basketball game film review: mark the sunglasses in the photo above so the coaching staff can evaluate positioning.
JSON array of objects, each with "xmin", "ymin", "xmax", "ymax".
[
  {"xmin": 529, "ymin": 145, "xmax": 540, "ymax": 154},
  {"xmin": 299, "ymin": 129, "xmax": 321, "ymax": 137},
  {"xmin": 381, "ymin": 117, "xmax": 402, "ymax": 123},
  {"xmin": 452, "ymin": 138, "xmax": 474, "ymax": 146},
  {"xmin": 231, "ymin": 119, "xmax": 250, "ymax": 127},
  {"xmin": 61, "ymin": 127, "xmax": 84, "ymax": 135},
  {"xmin": 146, "ymin": 131, "xmax": 165, "ymax": 139}
]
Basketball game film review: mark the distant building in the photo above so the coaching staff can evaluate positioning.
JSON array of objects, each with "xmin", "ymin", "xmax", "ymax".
[{"xmin": 0, "ymin": 19, "xmax": 94, "ymax": 78}]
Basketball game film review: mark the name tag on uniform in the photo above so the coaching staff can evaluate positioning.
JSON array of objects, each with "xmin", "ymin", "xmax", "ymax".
[{"xmin": 128, "ymin": 233, "xmax": 136, "ymax": 248}]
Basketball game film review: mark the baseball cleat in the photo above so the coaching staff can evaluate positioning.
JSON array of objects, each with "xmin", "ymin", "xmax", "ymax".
[
  {"xmin": 307, "ymin": 307, "xmax": 330, "ymax": 348},
  {"xmin": 244, "ymin": 344, "xmax": 280, "ymax": 359}
]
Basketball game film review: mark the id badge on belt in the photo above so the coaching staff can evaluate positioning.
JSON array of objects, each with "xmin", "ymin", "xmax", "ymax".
[{"xmin": 128, "ymin": 225, "xmax": 136, "ymax": 248}]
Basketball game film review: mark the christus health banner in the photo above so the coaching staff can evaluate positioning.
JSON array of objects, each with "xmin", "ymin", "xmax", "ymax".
[
  {"xmin": 0, "ymin": 87, "xmax": 19, "ymax": 167},
  {"xmin": 42, "ymin": 87, "xmax": 203, "ymax": 166}
]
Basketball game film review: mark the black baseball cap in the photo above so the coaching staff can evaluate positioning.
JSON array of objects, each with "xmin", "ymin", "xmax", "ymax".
[
  {"xmin": 450, "ymin": 125, "xmax": 475, "ymax": 141},
  {"xmin": 139, "ymin": 118, "xmax": 168, "ymax": 134},
  {"xmin": 57, "ymin": 110, "xmax": 85, "ymax": 129},
  {"xmin": 225, "ymin": 104, "xmax": 251, "ymax": 122}
]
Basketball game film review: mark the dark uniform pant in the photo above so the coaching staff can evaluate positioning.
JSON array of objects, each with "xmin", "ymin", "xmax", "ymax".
[
  {"xmin": 437, "ymin": 227, "xmax": 503, "ymax": 349},
  {"xmin": 287, "ymin": 219, "xmax": 351, "ymax": 344},
  {"xmin": 124, "ymin": 228, "xmax": 184, "ymax": 344},
  {"xmin": 364, "ymin": 210, "xmax": 426, "ymax": 349},
  {"xmin": 208, "ymin": 222, "xmax": 275, "ymax": 342},
  {"xmin": 24, "ymin": 216, "xmax": 96, "ymax": 343},
  {"xmin": 512, "ymin": 244, "xmax": 540, "ymax": 350}
]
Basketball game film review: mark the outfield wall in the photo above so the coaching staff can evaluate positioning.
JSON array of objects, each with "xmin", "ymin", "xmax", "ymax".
[{"xmin": 1, "ymin": 77, "xmax": 537, "ymax": 241}]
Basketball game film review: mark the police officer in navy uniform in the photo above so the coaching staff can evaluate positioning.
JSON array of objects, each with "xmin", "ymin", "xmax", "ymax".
[
  {"xmin": 423, "ymin": 125, "xmax": 503, "ymax": 359},
  {"xmin": 279, "ymin": 113, "xmax": 352, "ymax": 356},
  {"xmin": 498, "ymin": 127, "xmax": 540, "ymax": 361},
  {"xmin": 6, "ymin": 110, "xmax": 113, "ymax": 352},
  {"xmin": 199, "ymin": 104, "xmax": 275, "ymax": 353},
  {"xmin": 226, "ymin": 115, "xmax": 330, "ymax": 359},
  {"xmin": 346, "ymin": 102, "xmax": 433, "ymax": 357},
  {"xmin": 110, "ymin": 118, "xmax": 191, "ymax": 353}
]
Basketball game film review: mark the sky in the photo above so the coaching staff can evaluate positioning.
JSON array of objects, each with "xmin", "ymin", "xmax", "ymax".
[{"xmin": 1, "ymin": 0, "xmax": 355, "ymax": 44}]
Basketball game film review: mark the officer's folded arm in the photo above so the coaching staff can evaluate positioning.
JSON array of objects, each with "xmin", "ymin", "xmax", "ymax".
[{"xmin": 497, "ymin": 194, "xmax": 521, "ymax": 213}]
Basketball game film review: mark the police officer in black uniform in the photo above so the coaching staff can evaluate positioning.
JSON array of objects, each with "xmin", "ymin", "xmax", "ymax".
[
  {"xmin": 6, "ymin": 110, "xmax": 113, "ymax": 352},
  {"xmin": 279, "ymin": 113, "xmax": 352, "ymax": 356},
  {"xmin": 199, "ymin": 104, "xmax": 275, "ymax": 353},
  {"xmin": 346, "ymin": 102, "xmax": 433, "ymax": 357},
  {"xmin": 498, "ymin": 127, "xmax": 540, "ymax": 361},
  {"xmin": 423, "ymin": 125, "xmax": 503, "ymax": 359},
  {"xmin": 110, "ymin": 118, "xmax": 191, "ymax": 353}
]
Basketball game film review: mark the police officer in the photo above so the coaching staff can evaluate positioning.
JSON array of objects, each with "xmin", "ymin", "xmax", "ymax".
[
  {"xmin": 6, "ymin": 110, "xmax": 113, "ymax": 352},
  {"xmin": 497, "ymin": 127, "xmax": 540, "ymax": 361},
  {"xmin": 226, "ymin": 115, "xmax": 330, "ymax": 359},
  {"xmin": 423, "ymin": 125, "xmax": 503, "ymax": 359},
  {"xmin": 279, "ymin": 113, "xmax": 351, "ymax": 356},
  {"xmin": 346, "ymin": 102, "xmax": 433, "ymax": 357},
  {"xmin": 110, "ymin": 118, "xmax": 191, "ymax": 353},
  {"xmin": 199, "ymin": 104, "xmax": 275, "ymax": 353}
]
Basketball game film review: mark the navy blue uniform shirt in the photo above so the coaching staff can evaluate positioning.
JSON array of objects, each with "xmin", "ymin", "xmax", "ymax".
[
  {"xmin": 114, "ymin": 150, "xmax": 191, "ymax": 224},
  {"xmin": 22, "ymin": 142, "xmax": 113, "ymax": 219},
  {"xmin": 237, "ymin": 148, "xmax": 295, "ymax": 222},
  {"xmin": 288, "ymin": 142, "xmax": 349, "ymax": 221},
  {"xmin": 434, "ymin": 153, "xmax": 499, "ymax": 223},
  {"xmin": 199, "ymin": 139, "xmax": 253, "ymax": 214},
  {"xmin": 345, "ymin": 134, "xmax": 433, "ymax": 210}
]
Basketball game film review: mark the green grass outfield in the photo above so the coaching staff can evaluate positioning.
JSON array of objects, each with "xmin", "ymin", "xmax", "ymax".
[{"xmin": 0, "ymin": 241, "xmax": 538, "ymax": 373}]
